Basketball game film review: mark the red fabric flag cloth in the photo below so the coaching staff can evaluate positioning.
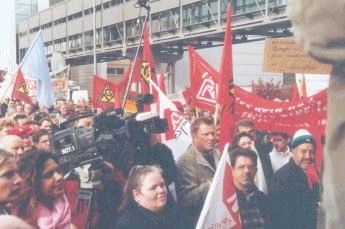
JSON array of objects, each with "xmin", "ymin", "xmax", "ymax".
[
  {"xmin": 142, "ymin": 25, "xmax": 158, "ymax": 100},
  {"xmin": 188, "ymin": 46, "xmax": 219, "ymax": 112},
  {"xmin": 218, "ymin": 7, "xmax": 234, "ymax": 105},
  {"xmin": 92, "ymin": 75, "xmax": 121, "ymax": 110},
  {"xmin": 218, "ymin": 7, "xmax": 236, "ymax": 151},
  {"xmin": 12, "ymin": 68, "xmax": 32, "ymax": 104}
]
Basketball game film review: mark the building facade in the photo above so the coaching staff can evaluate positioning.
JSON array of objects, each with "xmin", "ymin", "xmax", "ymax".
[{"xmin": 17, "ymin": 0, "xmax": 289, "ymax": 94}]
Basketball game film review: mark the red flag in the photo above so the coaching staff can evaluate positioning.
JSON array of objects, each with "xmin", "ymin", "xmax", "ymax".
[
  {"xmin": 218, "ymin": 7, "xmax": 236, "ymax": 151},
  {"xmin": 218, "ymin": 7, "xmax": 234, "ymax": 105},
  {"xmin": 92, "ymin": 75, "xmax": 121, "ymax": 109},
  {"xmin": 188, "ymin": 46, "xmax": 219, "ymax": 112},
  {"xmin": 142, "ymin": 26, "xmax": 158, "ymax": 98},
  {"xmin": 12, "ymin": 68, "xmax": 32, "ymax": 104}
]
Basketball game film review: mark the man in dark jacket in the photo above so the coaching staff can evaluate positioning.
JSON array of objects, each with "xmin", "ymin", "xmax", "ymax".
[
  {"xmin": 230, "ymin": 147, "xmax": 272, "ymax": 229},
  {"xmin": 270, "ymin": 129, "xmax": 319, "ymax": 229}
]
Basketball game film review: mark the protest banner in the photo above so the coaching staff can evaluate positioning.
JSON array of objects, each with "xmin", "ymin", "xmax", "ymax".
[{"xmin": 263, "ymin": 38, "xmax": 332, "ymax": 74}]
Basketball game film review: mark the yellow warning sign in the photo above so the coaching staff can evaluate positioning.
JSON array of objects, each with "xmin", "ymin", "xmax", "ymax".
[
  {"xmin": 141, "ymin": 61, "xmax": 151, "ymax": 82},
  {"xmin": 99, "ymin": 84, "xmax": 115, "ymax": 103},
  {"xmin": 16, "ymin": 83, "xmax": 29, "ymax": 95}
]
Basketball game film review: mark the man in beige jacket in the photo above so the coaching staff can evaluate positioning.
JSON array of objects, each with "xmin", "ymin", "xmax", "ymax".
[{"xmin": 176, "ymin": 117, "xmax": 219, "ymax": 228}]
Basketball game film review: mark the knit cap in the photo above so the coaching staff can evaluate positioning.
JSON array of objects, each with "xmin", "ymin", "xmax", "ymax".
[{"xmin": 291, "ymin": 129, "xmax": 316, "ymax": 149}]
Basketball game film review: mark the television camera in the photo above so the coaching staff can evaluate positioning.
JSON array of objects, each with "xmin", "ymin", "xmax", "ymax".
[{"xmin": 50, "ymin": 103, "xmax": 168, "ymax": 175}]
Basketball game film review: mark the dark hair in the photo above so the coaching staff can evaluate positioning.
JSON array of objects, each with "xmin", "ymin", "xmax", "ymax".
[
  {"xmin": 14, "ymin": 150, "xmax": 59, "ymax": 225},
  {"xmin": 270, "ymin": 132, "xmax": 289, "ymax": 140},
  {"xmin": 236, "ymin": 119, "xmax": 254, "ymax": 131},
  {"xmin": 230, "ymin": 132, "xmax": 253, "ymax": 151},
  {"xmin": 117, "ymin": 165, "xmax": 163, "ymax": 213},
  {"xmin": 32, "ymin": 129, "xmax": 49, "ymax": 144},
  {"xmin": 13, "ymin": 114, "xmax": 27, "ymax": 122},
  {"xmin": 229, "ymin": 147, "xmax": 258, "ymax": 168},
  {"xmin": 190, "ymin": 117, "xmax": 214, "ymax": 135}
]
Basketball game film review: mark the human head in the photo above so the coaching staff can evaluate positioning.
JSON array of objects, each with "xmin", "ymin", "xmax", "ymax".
[
  {"xmin": 16, "ymin": 150, "xmax": 64, "ymax": 218},
  {"xmin": 236, "ymin": 119, "xmax": 256, "ymax": 140},
  {"xmin": 190, "ymin": 117, "xmax": 216, "ymax": 153},
  {"xmin": 270, "ymin": 132, "xmax": 289, "ymax": 152},
  {"xmin": 59, "ymin": 102, "xmax": 69, "ymax": 116},
  {"xmin": 183, "ymin": 105, "xmax": 194, "ymax": 122},
  {"xmin": 7, "ymin": 126, "xmax": 36, "ymax": 152},
  {"xmin": 23, "ymin": 104, "xmax": 33, "ymax": 116},
  {"xmin": 0, "ymin": 150, "xmax": 22, "ymax": 204},
  {"xmin": 39, "ymin": 118, "xmax": 53, "ymax": 131},
  {"xmin": 230, "ymin": 147, "xmax": 258, "ymax": 194},
  {"xmin": 15, "ymin": 104, "xmax": 23, "ymax": 114},
  {"xmin": 0, "ymin": 118, "xmax": 17, "ymax": 137},
  {"xmin": 290, "ymin": 129, "xmax": 316, "ymax": 170},
  {"xmin": 119, "ymin": 165, "xmax": 167, "ymax": 213},
  {"xmin": 13, "ymin": 114, "xmax": 28, "ymax": 126},
  {"xmin": 32, "ymin": 129, "xmax": 51, "ymax": 151},
  {"xmin": 231, "ymin": 132, "xmax": 254, "ymax": 150},
  {"xmin": 0, "ymin": 135, "xmax": 25, "ymax": 160}
]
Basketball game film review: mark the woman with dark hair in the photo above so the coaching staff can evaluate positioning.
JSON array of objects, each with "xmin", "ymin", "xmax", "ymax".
[
  {"xmin": 13, "ymin": 150, "xmax": 72, "ymax": 228},
  {"xmin": 0, "ymin": 149, "xmax": 22, "ymax": 214},
  {"xmin": 229, "ymin": 132, "xmax": 254, "ymax": 152},
  {"xmin": 116, "ymin": 165, "xmax": 185, "ymax": 229}
]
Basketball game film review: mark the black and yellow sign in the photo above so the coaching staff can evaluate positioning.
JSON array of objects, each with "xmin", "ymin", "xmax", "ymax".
[
  {"xmin": 141, "ymin": 61, "xmax": 151, "ymax": 83},
  {"xmin": 99, "ymin": 84, "xmax": 115, "ymax": 103},
  {"xmin": 16, "ymin": 83, "xmax": 29, "ymax": 95}
]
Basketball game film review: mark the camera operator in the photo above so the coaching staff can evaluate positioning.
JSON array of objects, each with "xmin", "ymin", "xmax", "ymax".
[{"xmin": 69, "ymin": 112, "xmax": 125, "ymax": 229}]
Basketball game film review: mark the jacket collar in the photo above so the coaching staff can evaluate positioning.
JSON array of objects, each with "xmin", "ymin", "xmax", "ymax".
[{"xmin": 192, "ymin": 145, "xmax": 219, "ymax": 172}]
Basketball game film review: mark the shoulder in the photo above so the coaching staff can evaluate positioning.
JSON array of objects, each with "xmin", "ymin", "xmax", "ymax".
[
  {"xmin": 116, "ymin": 207, "xmax": 145, "ymax": 229},
  {"xmin": 176, "ymin": 146, "xmax": 196, "ymax": 165}
]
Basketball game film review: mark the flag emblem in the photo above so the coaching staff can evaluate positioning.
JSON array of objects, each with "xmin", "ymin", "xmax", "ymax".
[
  {"xmin": 15, "ymin": 83, "xmax": 29, "ymax": 95},
  {"xmin": 99, "ymin": 84, "xmax": 115, "ymax": 102},
  {"xmin": 196, "ymin": 72, "xmax": 217, "ymax": 104},
  {"xmin": 141, "ymin": 61, "xmax": 151, "ymax": 83}
]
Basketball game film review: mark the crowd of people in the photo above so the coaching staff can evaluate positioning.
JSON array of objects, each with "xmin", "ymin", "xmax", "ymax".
[{"xmin": 0, "ymin": 96, "xmax": 320, "ymax": 229}]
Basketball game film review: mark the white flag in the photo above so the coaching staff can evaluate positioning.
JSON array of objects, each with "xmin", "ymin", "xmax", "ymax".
[
  {"xmin": 150, "ymin": 80, "xmax": 192, "ymax": 160},
  {"xmin": 196, "ymin": 144, "xmax": 242, "ymax": 229}
]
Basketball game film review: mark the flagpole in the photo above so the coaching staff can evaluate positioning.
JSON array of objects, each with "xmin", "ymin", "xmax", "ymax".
[
  {"xmin": 122, "ymin": 9, "xmax": 150, "ymax": 110},
  {"xmin": 93, "ymin": 0, "xmax": 97, "ymax": 75}
]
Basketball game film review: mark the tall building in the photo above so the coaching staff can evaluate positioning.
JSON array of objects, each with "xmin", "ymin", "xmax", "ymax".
[{"xmin": 16, "ymin": 0, "xmax": 38, "ymax": 24}]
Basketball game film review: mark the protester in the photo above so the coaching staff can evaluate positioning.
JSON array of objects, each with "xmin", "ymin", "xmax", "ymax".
[
  {"xmin": 0, "ymin": 118, "xmax": 17, "ymax": 138},
  {"xmin": 0, "ymin": 135, "xmax": 25, "ymax": 160},
  {"xmin": 116, "ymin": 165, "xmax": 185, "ymax": 229},
  {"xmin": 229, "ymin": 132, "xmax": 254, "ymax": 152},
  {"xmin": 32, "ymin": 129, "xmax": 51, "ymax": 151},
  {"xmin": 38, "ymin": 118, "xmax": 53, "ymax": 131},
  {"xmin": 176, "ymin": 117, "xmax": 219, "ymax": 227},
  {"xmin": 13, "ymin": 150, "xmax": 72, "ymax": 228},
  {"xmin": 236, "ymin": 119, "xmax": 273, "ymax": 193},
  {"xmin": 269, "ymin": 132, "xmax": 291, "ymax": 173},
  {"xmin": 230, "ymin": 147, "xmax": 272, "ymax": 229},
  {"xmin": 23, "ymin": 103, "xmax": 33, "ymax": 117},
  {"xmin": 13, "ymin": 114, "xmax": 28, "ymax": 126},
  {"xmin": 8, "ymin": 126, "xmax": 36, "ymax": 152},
  {"xmin": 0, "ymin": 150, "xmax": 22, "ymax": 215},
  {"xmin": 270, "ymin": 129, "xmax": 319, "ymax": 229}
]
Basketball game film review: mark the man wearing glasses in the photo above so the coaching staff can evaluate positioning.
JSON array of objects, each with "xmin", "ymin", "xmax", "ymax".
[
  {"xmin": 230, "ymin": 147, "xmax": 272, "ymax": 229},
  {"xmin": 236, "ymin": 119, "xmax": 273, "ymax": 194}
]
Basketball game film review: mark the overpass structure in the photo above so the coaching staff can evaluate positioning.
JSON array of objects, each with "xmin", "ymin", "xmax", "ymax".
[{"xmin": 17, "ymin": 0, "xmax": 290, "ymax": 66}]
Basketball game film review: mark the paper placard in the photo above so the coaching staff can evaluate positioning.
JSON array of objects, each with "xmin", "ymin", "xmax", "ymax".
[{"xmin": 263, "ymin": 38, "xmax": 332, "ymax": 74}]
